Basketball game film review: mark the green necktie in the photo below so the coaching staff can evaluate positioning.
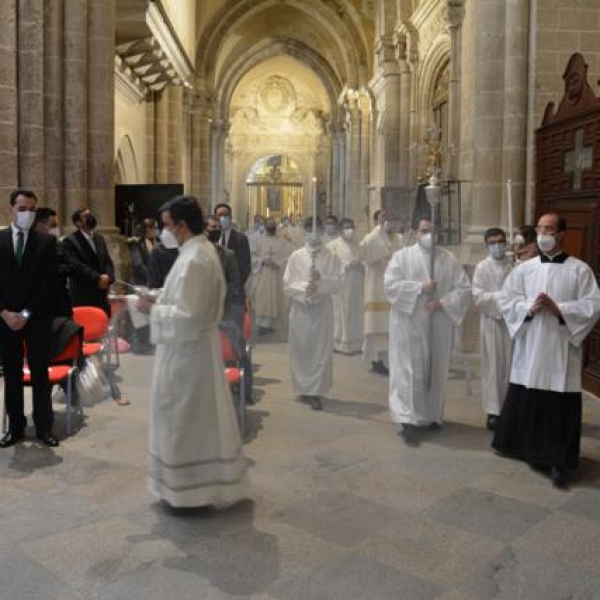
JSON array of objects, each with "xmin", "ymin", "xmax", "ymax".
[{"xmin": 15, "ymin": 231, "xmax": 24, "ymax": 266}]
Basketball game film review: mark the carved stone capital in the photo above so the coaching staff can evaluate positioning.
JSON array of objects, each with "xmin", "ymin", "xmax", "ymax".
[{"xmin": 446, "ymin": 0, "xmax": 465, "ymax": 29}]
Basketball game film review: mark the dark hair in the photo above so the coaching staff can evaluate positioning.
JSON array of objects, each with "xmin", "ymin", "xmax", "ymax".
[
  {"xmin": 34, "ymin": 207, "xmax": 57, "ymax": 225},
  {"xmin": 340, "ymin": 218, "xmax": 355, "ymax": 228},
  {"xmin": 214, "ymin": 202, "xmax": 232, "ymax": 216},
  {"xmin": 413, "ymin": 216, "xmax": 432, "ymax": 231},
  {"xmin": 519, "ymin": 225, "xmax": 537, "ymax": 245},
  {"xmin": 206, "ymin": 214, "xmax": 221, "ymax": 226},
  {"xmin": 373, "ymin": 209, "xmax": 382, "ymax": 223},
  {"xmin": 71, "ymin": 208, "xmax": 89, "ymax": 225},
  {"xmin": 544, "ymin": 213, "xmax": 567, "ymax": 232},
  {"xmin": 304, "ymin": 216, "xmax": 322, "ymax": 230},
  {"xmin": 324, "ymin": 214, "xmax": 338, "ymax": 224},
  {"xmin": 484, "ymin": 227, "xmax": 506, "ymax": 243},
  {"xmin": 10, "ymin": 188, "xmax": 37, "ymax": 206},
  {"xmin": 160, "ymin": 195, "xmax": 205, "ymax": 234}
]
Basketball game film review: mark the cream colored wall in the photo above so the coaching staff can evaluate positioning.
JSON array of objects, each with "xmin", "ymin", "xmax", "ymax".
[
  {"xmin": 535, "ymin": 0, "xmax": 600, "ymax": 124},
  {"xmin": 114, "ymin": 90, "xmax": 147, "ymax": 184},
  {"xmin": 160, "ymin": 0, "xmax": 196, "ymax": 65}
]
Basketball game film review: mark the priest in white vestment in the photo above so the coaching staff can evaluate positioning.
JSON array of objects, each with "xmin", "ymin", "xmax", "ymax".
[
  {"xmin": 493, "ymin": 213, "xmax": 600, "ymax": 487},
  {"xmin": 385, "ymin": 218, "xmax": 471, "ymax": 440},
  {"xmin": 472, "ymin": 227, "xmax": 513, "ymax": 430},
  {"xmin": 360, "ymin": 209, "xmax": 402, "ymax": 374},
  {"xmin": 283, "ymin": 217, "xmax": 343, "ymax": 410},
  {"xmin": 251, "ymin": 218, "xmax": 292, "ymax": 333},
  {"xmin": 327, "ymin": 218, "xmax": 365, "ymax": 354},
  {"xmin": 138, "ymin": 196, "xmax": 248, "ymax": 508}
]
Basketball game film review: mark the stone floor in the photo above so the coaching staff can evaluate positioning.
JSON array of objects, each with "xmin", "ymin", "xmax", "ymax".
[{"xmin": 2, "ymin": 340, "xmax": 600, "ymax": 599}]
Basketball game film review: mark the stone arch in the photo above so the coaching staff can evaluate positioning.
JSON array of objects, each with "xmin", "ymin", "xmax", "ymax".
[{"xmin": 114, "ymin": 134, "xmax": 139, "ymax": 185}]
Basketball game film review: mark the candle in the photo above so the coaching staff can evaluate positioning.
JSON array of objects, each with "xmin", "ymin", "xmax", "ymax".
[
  {"xmin": 312, "ymin": 177, "xmax": 317, "ymax": 237},
  {"xmin": 506, "ymin": 179, "xmax": 514, "ymax": 247}
]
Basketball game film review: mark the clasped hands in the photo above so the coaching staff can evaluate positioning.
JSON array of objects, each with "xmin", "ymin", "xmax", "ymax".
[
  {"xmin": 422, "ymin": 279, "xmax": 442, "ymax": 314},
  {"xmin": 530, "ymin": 292, "xmax": 561, "ymax": 317},
  {"xmin": 136, "ymin": 295, "xmax": 156, "ymax": 315},
  {"xmin": 306, "ymin": 268, "xmax": 321, "ymax": 297},
  {"xmin": 262, "ymin": 258, "xmax": 280, "ymax": 270},
  {"xmin": 1, "ymin": 310, "xmax": 27, "ymax": 331}
]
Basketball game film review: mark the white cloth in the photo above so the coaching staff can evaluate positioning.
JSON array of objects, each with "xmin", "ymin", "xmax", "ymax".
[
  {"xmin": 385, "ymin": 244, "xmax": 471, "ymax": 425},
  {"xmin": 499, "ymin": 255, "xmax": 600, "ymax": 393},
  {"xmin": 327, "ymin": 236, "xmax": 365, "ymax": 354},
  {"xmin": 251, "ymin": 235, "xmax": 291, "ymax": 328},
  {"xmin": 148, "ymin": 236, "xmax": 248, "ymax": 507},
  {"xmin": 126, "ymin": 294, "xmax": 150, "ymax": 329},
  {"xmin": 360, "ymin": 225, "xmax": 402, "ymax": 362},
  {"xmin": 284, "ymin": 244, "xmax": 343, "ymax": 396},
  {"xmin": 472, "ymin": 256, "xmax": 513, "ymax": 415}
]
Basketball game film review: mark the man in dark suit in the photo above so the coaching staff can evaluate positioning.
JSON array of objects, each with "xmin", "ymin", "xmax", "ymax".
[
  {"xmin": 215, "ymin": 203, "xmax": 252, "ymax": 288},
  {"xmin": 0, "ymin": 188, "xmax": 59, "ymax": 447},
  {"xmin": 62, "ymin": 208, "xmax": 115, "ymax": 316}
]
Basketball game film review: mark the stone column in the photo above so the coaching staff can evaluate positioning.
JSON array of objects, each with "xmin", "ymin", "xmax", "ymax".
[
  {"xmin": 396, "ymin": 32, "xmax": 412, "ymax": 187},
  {"xmin": 145, "ymin": 94, "xmax": 156, "ymax": 182},
  {"xmin": 358, "ymin": 91, "xmax": 372, "ymax": 230},
  {"xmin": 468, "ymin": 0, "xmax": 506, "ymax": 238},
  {"xmin": 0, "ymin": 1, "xmax": 18, "ymax": 202},
  {"xmin": 167, "ymin": 85, "xmax": 183, "ymax": 183},
  {"xmin": 18, "ymin": 0, "xmax": 45, "ymax": 191},
  {"xmin": 87, "ymin": 0, "xmax": 115, "ymax": 226},
  {"xmin": 44, "ymin": 0, "xmax": 64, "ymax": 214},
  {"xmin": 210, "ymin": 119, "xmax": 227, "ymax": 209},
  {"xmin": 446, "ymin": 2, "xmax": 465, "ymax": 180},
  {"xmin": 345, "ymin": 94, "xmax": 361, "ymax": 226},
  {"xmin": 155, "ymin": 90, "xmax": 169, "ymax": 183},
  {"xmin": 190, "ymin": 91, "xmax": 212, "ymax": 213},
  {"xmin": 63, "ymin": 0, "xmax": 88, "ymax": 219},
  {"xmin": 500, "ymin": 0, "xmax": 528, "ymax": 230}
]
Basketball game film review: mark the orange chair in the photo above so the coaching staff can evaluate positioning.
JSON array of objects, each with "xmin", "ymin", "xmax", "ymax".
[
  {"xmin": 2, "ymin": 333, "xmax": 83, "ymax": 436},
  {"xmin": 72, "ymin": 306, "xmax": 122, "ymax": 402},
  {"xmin": 219, "ymin": 330, "xmax": 247, "ymax": 436}
]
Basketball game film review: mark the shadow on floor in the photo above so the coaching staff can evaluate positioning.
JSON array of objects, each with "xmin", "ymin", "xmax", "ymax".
[
  {"xmin": 243, "ymin": 408, "xmax": 269, "ymax": 444},
  {"xmin": 321, "ymin": 397, "xmax": 386, "ymax": 420},
  {"xmin": 130, "ymin": 500, "xmax": 281, "ymax": 596},
  {"xmin": 398, "ymin": 420, "xmax": 490, "ymax": 451}
]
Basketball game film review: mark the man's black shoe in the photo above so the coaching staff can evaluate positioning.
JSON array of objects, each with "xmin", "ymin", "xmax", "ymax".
[
  {"xmin": 36, "ymin": 432, "xmax": 59, "ymax": 447},
  {"xmin": 486, "ymin": 414, "xmax": 499, "ymax": 431},
  {"xmin": 550, "ymin": 466, "xmax": 567, "ymax": 488},
  {"xmin": 309, "ymin": 396, "xmax": 323, "ymax": 411},
  {"xmin": 0, "ymin": 430, "xmax": 25, "ymax": 448}
]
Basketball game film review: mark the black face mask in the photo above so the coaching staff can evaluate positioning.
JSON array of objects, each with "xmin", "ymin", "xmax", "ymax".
[
  {"xmin": 85, "ymin": 214, "xmax": 97, "ymax": 229},
  {"xmin": 266, "ymin": 226, "xmax": 277, "ymax": 235},
  {"xmin": 207, "ymin": 229, "xmax": 221, "ymax": 244}
]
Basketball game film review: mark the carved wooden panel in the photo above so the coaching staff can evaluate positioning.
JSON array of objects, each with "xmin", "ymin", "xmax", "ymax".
[{"xmin": 536, "ymin": 53, "xmax": 600, "ymax": 396}]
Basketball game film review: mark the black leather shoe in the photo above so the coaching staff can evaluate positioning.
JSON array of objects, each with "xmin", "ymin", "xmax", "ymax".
[
  {"xmin": 551, "ymin": 466, "xmax": 567, "ymax": 488},
  {"xmin": 309, "ymin": 396, "xmax": 323, "ymax": 411},
  {"xmin": 0, "ymin": 430, "xmax": 25, "ymax": 448},
  {"xmin": 486, "ymin": 414, "xmax": 499, "ymax": 431},
  {"xmin": 36, "ymin": 432, "xmax": 59, "ymax": 447}
]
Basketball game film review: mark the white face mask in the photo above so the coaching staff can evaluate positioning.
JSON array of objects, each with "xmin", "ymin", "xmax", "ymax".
[
  {"xmin": 419, "ymin": 232, "xmax": 433, "ymax": 249},
  {"xmin": 160, "ymin": 228, "xmax": 179, "ymax": 249},
  {"xmin": 342, "ymin": 228, "xmax": 354, "ymax": 240},
  {"xmin": 537, "ymin": 234, "xmax": 556, "ymax": 254},
  {"xmin": 16, "ymin": 210, "xmax": 36, "ymax": 231}
]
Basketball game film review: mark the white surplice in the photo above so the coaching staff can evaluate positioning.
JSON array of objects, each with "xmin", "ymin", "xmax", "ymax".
[
  {"xmin": 385, "ymin": 244, "xmax": 471, "ymax": 425},
  {"xmin": 283, "ymin": 244, "xmax": 343, "ymax": 396},
  {"xmin": 251, "ymin": 234, "xmax": 291, "ymax": 329},
  {"xmin": 148, "ymin": 236, "xmax": 248, "ymax": 507},
  {"xmin": 499, "ymin": 255, "xmax": 600, "ymax": 393},
  {"xmin": 472, "ymin": 256, "xmax": 513, "ymax": 415},
  {"xmin": 327, "ymin": 236, "xmax": 365, "ymax": 354},
  {"xmin": 360, "ymin": 225, "xmax": 402, "ymax": 364}
]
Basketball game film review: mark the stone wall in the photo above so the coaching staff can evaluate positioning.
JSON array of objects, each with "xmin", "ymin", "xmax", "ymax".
[{"xmin": 535, "ymin": 0, "xmax": 600, "ymax": 126}]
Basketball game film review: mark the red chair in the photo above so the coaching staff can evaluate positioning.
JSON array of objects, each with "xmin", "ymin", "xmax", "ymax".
[
  {"xmin": 219, "ymin": 330, "xmax": 247, "ymax": 436},
  {"xmin": 72, "ymin": 306, "xmax": 123, "ymax": 403},
  {"xmin": 2, "ymin": 333, "xmax": 83, "ymax": 436}
]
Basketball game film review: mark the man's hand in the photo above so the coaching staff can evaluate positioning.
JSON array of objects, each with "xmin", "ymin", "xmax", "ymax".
[
  {"xmin": 422, "ymin": 279, "xmax": 437, "ymax": 294},
  {"xmin": 1, "ymin": 310, "xmax": 27, "ymax": 331},
  {"xmin": 532, "ymin": 292, "xmax": 561, "ymax": 317},
  {"xmin": 425, "ymin": 299, "xmax": 442, "ymax": 314},
  {"xmin": 309, "ymin": 268, "xmax": 321, "ymax": 282},
  {"xmin": 136, "ymin": 297, "xmax": 155, "ymax": 315},
  {"xmin": 98, "ymin": 274, "xmax": 111, "ymax": 290},
  {"xmin": 263, "ymin": 259, "xmax": 280, "ymax": 270}
]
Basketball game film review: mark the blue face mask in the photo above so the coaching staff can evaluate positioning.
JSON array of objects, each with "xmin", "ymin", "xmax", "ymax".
[
  {"xmin": 488, "ymin": 242, "xmax": 506, "ymax": 260},
  {"xmin": 220, "ymin": 216, "xmax": 231, "ymax": 230}
]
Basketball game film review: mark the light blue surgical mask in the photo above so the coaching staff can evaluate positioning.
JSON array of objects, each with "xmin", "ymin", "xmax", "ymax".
[
  {"xmin": 220, "ymin": 215, "xmax": 231, "ymax": 230},
  {"xmin": 324, "ymin": 224, "xmax": 337, "ymax": 236},
  {"xmin": 488, "ymin": 242, "xmax": 506, "ymax": 260}
]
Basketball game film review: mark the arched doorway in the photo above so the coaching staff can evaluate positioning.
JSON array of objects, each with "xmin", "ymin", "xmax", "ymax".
[{"xmin": 246, "ymin": 155, "xmax": 304, "ymax": 224}]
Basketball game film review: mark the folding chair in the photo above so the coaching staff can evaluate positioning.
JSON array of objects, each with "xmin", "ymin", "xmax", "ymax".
[
  {"xmin": 72, "ymin": 306, "xmax": 122, "ymax": 402},
  {"xmin": 219, "ymin": 328, "xmax": 247, "ymax": 436},
  {"xmin": 2, "ymin": 332, "xmax": 82, "ymax": 436}
]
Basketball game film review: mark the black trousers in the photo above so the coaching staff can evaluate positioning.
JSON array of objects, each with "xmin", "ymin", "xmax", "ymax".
[{"xmin": 0, "ymin": 318, "xmax": 53, "ymax": 434}]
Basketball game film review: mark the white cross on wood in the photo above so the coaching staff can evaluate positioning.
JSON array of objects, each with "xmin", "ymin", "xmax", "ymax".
[{"xmin": 564, "ymin": 128, "xmax": 593, "ymax": 191}]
